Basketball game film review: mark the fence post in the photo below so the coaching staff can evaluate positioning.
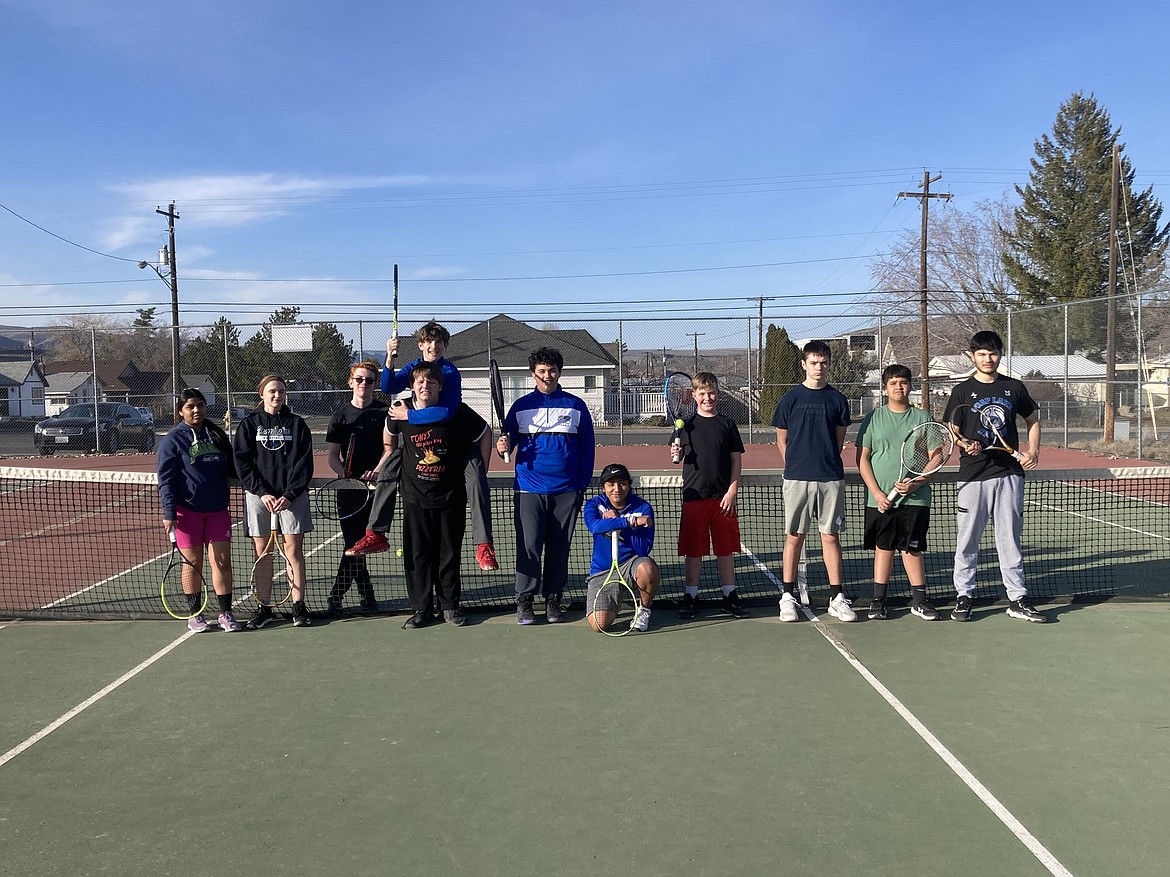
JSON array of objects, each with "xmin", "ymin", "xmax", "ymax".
[
  {"xmin": 618, "ymin": 320, "xmax": 624, "ymax": 447},
  {"xmin": 1063, "ymin": 303, "xmax": 1069, "ymax": 448}
]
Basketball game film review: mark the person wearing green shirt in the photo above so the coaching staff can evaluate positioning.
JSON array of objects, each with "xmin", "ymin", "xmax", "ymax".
[{"xmin": 855, "ymin": 364, "xmax": 941, "ymax": 621}]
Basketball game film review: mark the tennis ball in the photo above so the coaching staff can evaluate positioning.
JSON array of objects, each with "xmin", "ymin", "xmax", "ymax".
[
  {"xmin": 395, "ymin": 548, "xmax": 403, "ymax": 558},
  {"xmin": 674, "ymin": 418, "xmax": 684, "ymax": 429}
]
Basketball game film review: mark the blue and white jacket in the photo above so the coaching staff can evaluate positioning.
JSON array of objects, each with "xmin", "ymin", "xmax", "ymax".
[{"xmin": 504, "ymin": 387, "xmax": 594, "ymax": 495}]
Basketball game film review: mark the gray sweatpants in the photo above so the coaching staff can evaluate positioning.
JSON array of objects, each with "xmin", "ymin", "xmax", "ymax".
[
  {"xmin": 513, "ymin": 490, "xmax": 583, "ymax": 599},
  {"xmin": 953, "ymin": 474, "xmax": 1026, "ymax": 601}
]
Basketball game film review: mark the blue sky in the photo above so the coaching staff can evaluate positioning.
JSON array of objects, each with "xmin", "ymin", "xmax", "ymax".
[{"xmin": 3, "ymin": 0, "xmax": 1169, "ymax": 352}]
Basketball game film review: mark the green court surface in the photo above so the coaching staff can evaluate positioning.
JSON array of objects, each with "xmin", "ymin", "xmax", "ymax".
[{"xmin": 3, "ymin": 604, "xmax": 1168, "ymax": 876}]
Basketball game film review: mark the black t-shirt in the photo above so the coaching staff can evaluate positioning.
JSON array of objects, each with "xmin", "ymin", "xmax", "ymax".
[
  {"xmin": 943, "ymin": 375, "xmax": 1037, "ymax": 481},
  {"xmin": 388, "ymin": 403, "xmax": 487, "ymax": 508},
  {"xmin": 681, "ymin": 414, "xmax": 745, "ymax": 502},
  {"xmin": 326, "ymin": 400, "xmax": 389, "ymax": 477}
]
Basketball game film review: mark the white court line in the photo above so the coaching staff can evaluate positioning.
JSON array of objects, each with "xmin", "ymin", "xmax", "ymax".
[
  {"xmin": 740, "ymin": 541, "xmax": 1076, "ymax": 877},
  {"xmin": 1026, "ymin": 499, "xmax": 1170, "ymax": 543},
  {"xmin": 0, "ymin": 630, "xmax": 196, "ymax": 768},
  {"xmin": 1, "ymin": 528, "xmax": 350, "ymax": 768}
]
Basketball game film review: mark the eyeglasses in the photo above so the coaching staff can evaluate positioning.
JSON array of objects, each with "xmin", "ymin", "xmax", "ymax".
[{"xmin": 352, "ymin": 376, "xmax": 376, "ymax": 384}]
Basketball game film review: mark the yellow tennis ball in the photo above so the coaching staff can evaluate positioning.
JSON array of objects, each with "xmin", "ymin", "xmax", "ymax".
[
  {"xmin": 674, "ymin": 418, "xmax": 684, "ymax": 430},
  {"xmin": 395, "ymin": 548, "xmax": 403, "ymax": 558}
]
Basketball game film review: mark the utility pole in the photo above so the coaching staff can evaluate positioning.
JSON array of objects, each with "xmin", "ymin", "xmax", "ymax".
[
  {"xmin": 751, "ymin": 296, "xmax": 774, "ymax": 387},
  {"xmin": 897, "ymin": 171, "xmax": 951, "ymax": 413},
  {"xmin": 156, "ymin": 202, "xmax": 181, "ymax": 411},
  {"xmin": 1104, "ymin": 144, "xmax": 1120, "ymax": 441},
  {"xmin": 688, "ymin": 333, "xmax": 704, "ymax": 375}
]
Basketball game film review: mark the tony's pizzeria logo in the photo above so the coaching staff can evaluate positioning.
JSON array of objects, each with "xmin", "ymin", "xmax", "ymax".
[{"xmin": 410, "ymin": 429, "xmax": 445, "ymax": 479}]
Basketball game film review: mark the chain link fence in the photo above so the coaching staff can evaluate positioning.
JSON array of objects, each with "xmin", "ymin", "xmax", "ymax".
[{"xmin": 2, "ymin": 296, "xmax": 1169, "ymax": 458}]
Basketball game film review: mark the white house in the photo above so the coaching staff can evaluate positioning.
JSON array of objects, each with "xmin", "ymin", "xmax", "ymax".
[
  {"xmin": 0, "ymin": 361, "xmax": 47, "ymax": 418},
  {"xmin": 44, "ymin": 372, "xmax": 100, "ymax": 415}
]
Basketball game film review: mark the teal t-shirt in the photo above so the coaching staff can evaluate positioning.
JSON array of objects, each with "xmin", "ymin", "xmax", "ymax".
[{"xmin": 856, "ymin": 405, "xmax": 933, "ymax": 508}]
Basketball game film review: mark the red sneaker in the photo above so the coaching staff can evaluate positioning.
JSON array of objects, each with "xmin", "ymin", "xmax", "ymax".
[
  {"xmin": 476, "ymin": 543, "xmax": 499, "ymax": 571},
  {"xmin": 345, "ymin": 532, "xmax": 390, "ymax": 557}
]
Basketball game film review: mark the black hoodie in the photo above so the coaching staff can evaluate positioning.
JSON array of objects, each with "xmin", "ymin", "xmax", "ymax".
[{"xmin": 232, "ymin": 405, "xmax": 314, "ymax": 501}]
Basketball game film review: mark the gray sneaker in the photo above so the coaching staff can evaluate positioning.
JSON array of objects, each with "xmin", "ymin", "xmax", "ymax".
[
  {"xmin": 545, "ymin": 593, "xmax": 564, "ymax": 623},
  {"xmin": 516, "ymin": 596, "xmax": 536, "ymax": 625},
  {"xmin": 217, "ymin": 611, "xmax": 245, "ymax": 632}
]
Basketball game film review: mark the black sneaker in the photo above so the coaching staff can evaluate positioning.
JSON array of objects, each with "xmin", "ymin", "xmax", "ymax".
[
  {"xmin": 1006, "ymin": 598, "xmax": 1047, "ymax": 623},
  {"xmin": 910, "ymin": 600, "xmax": 940, "ymax": 621},
  {"xmin": 545, "ymin": 594, "xmax": 564, "ymax": 623},
  {"xmin": 721, "ymin": 589, "xmax": 750, "ymax": 618},
  {"xmin": 359, "ymin": 600, "xmax": 379, "ymax": 614},
  {"xmin": 443, "ymin": 608, "xmax": 468, "ymax": 627},
  {"xmin": 516, "ymin": 596, "xmax": 536, "ymax": 625},
  {"xmin": 247, "ymin": 604, "xmax": 275, "ymax": 630},
  {"xmin": 678, "ymin": 593, "xmax": 698, "ymax": 620},
  {"xmin": 402, "ymin": 611, "xmax": 431, "ymax": 630},
  {"xmin": 292, "ymin": 601, "xmax": 312, "ymax": 627},
  {"xmin": 867, "ymin": 599, "xmax": 887, "ymax": 620},
  {"xmin": 951, "ymin": 595, "xmax": 972, "ymax": 622},
  {"xmin": 325, "ymin": 599, "xmax": 345, "ymax": 616}
]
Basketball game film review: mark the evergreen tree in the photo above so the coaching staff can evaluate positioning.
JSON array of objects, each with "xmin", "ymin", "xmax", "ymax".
[
  {"xmin": 758, "ymin": 324, "xmax": 801, "ymax": 420},
  {"xmin": 1003, "ymin": 92, "xmax": 1168, "ymax": 357}
]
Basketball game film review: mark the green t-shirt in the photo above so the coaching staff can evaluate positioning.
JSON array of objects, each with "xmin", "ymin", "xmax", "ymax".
[{"xmin": 856, "ymin": 405, "xmax": 933, "ymax": 508}]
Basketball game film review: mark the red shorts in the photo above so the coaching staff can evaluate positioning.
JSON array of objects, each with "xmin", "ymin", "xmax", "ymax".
[
  {"xmin": 173, "ymin": 506, "xmax": 233, "ymax": 549},
  {"xmin": 677, "ymin": 498, "xmax": 741, "ymax": 558}
]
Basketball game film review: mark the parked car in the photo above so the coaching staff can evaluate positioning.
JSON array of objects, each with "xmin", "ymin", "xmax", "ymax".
[
  {"xmin": 34, "ymin": 402, "xmax": 156, "ymax": 455},
  {"xmin": 135, "ymin": 406, "xmax": 155, "ymax": 427}
]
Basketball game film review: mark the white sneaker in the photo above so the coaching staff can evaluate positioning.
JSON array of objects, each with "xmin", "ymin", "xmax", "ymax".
[
  {"xmin": 630, "ymin": 606, "xmax": 651, "ymax": 632},
  {"xmin": 828, "ymin": 593, "xmax": 857, "ymax": 622},
  {"xmin": 778, "ymin": 592, "xmax": 799, "ymax": 622}
]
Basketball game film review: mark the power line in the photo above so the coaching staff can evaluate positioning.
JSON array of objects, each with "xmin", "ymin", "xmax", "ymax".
[{"xmin": 0, "ymin": 202, "xmax": 141, "ymax": 263}]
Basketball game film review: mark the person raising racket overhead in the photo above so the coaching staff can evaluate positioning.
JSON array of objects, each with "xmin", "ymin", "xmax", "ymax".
[
  {"xmin": 324, "ymin": 360, "xmax": 392, "ymax": 614},
  {"xmin": 156, "ymin": 388, "xmax": 244, "ymax": 633},
  {"xmin": 349, "ymin": 321, "xmax": 499, "ymax": 573},
  {"xmin": 943, "ymin": 330, "xmax": 1046, "ymax": 623},
  {"xmin": 855, "ymin": 364, "xmax": 948, "ymax": 621},
  {"xmin": 233, "ymin": 374, "xmax": 315, "ymax": 629}
]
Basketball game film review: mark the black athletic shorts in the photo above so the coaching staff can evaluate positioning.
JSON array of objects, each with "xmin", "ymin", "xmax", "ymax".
[{"xmin": 863, "ymin": 504, "xmax": 930, "ymax": 553}]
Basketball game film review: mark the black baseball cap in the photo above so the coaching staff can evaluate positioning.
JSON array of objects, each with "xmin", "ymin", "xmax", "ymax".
[{"xmin": 599, "ymin": 463, "xmax": 631, "ymax": 484}]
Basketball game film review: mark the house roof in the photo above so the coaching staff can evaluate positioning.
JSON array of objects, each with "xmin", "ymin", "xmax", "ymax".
[
  {"xmin": 446, "ymin": 315, "xmax": 619, "ymax": 371},
  {"xmin": 45, "ymin": 372, "xmax": 95, "ymax": 393},
  {"xmin": 929, "ymin": 353, "xmax": 1107, "ymax": 381},
  {"xmin": 0, "ymin": 361, "xmax": 42, "ymax": 386},
  {"xmin": 44, "ymin": 359, "xmax": 138, "ymax": 391}
]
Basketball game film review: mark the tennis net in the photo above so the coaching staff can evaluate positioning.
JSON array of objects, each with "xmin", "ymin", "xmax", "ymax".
[{"xmin": 2, "ymin": 465, "xmax": 1168, "ymax": 620}]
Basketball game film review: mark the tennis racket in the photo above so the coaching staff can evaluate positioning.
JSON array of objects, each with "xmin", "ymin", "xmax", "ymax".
[
  {"xmin": 159, "ymin": 535, "xmax": 208, "ymax": 620},
  {"xmin": 949, "ymin": 404, "xmax": 1026, "ymax": 462},
  {"xmin": 314, "ymin": 434, "xmax": 374, "ymax": 521},
  {"xmin": 664, "ymin": 371, "xmax": 695, "ymax": 464},
  {"xmin": 884, "ymin": 420, "xmax": 955, "ymax": 506},
  {"xmin": 390, "ymin": 263, "xmax": 399, "ymax": 360},
  {"xmin": 250, "ymin": 511, "xmax": 292, "ymax": 608},
  {"xmin": 589, "ymin": 530, "xmax": 639, "ymax": 637},
  {"xmin": 489, "ymin": 358, "xmax": 510, "ymax": 462}
]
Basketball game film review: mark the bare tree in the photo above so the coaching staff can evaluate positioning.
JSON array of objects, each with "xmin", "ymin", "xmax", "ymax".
[{"xmin": 869, "ymin": 195, "xmax": 1019, "ymax": 362}]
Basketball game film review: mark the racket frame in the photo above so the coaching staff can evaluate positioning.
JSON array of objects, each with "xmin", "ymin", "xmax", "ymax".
[
  {"xmin": 592, "ymin": 530, "xmax": 640, "ymax": 637},
  {"xmin": 979, "ymin": 409, "xmax": 1027, "ymax": 461},
  {"xmin": 884, "ymin": 419, "xmax": 955, "ymax": 505},
  {"xmin": 663, "ymin": 371, "xmax": 695, "ymax": 464},
  {"xmin": 390, "ymin": 262, "xmax": 399, "ymax": 361},
  {"xmin": 159, "ymin": 539, "xmax": 209, "ymax": 620},
  {"xmin": 489, "ymin": 358, "xmax": 510, "ymax": 462},
  {"xmin": 249, "ymin": 511, "xmax": 292, "ymax": 608}
]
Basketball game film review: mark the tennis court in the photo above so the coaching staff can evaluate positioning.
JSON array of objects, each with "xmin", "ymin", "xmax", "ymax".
[{"xmin": 3, "ymin": 599, "xmax": 1168, "ymax": 876}]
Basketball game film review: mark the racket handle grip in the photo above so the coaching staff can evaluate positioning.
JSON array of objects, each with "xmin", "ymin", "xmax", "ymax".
[
  {"xmin": 885, "ymin": 485, "xmax": 900, "ymax": 503},
  {"xmin": 670, "ymin": 436, "xmax": 682, "ymax": 464},
  {"xmin": 503, "ymin": 450, "xmax": 511, "ymax": 463}
]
